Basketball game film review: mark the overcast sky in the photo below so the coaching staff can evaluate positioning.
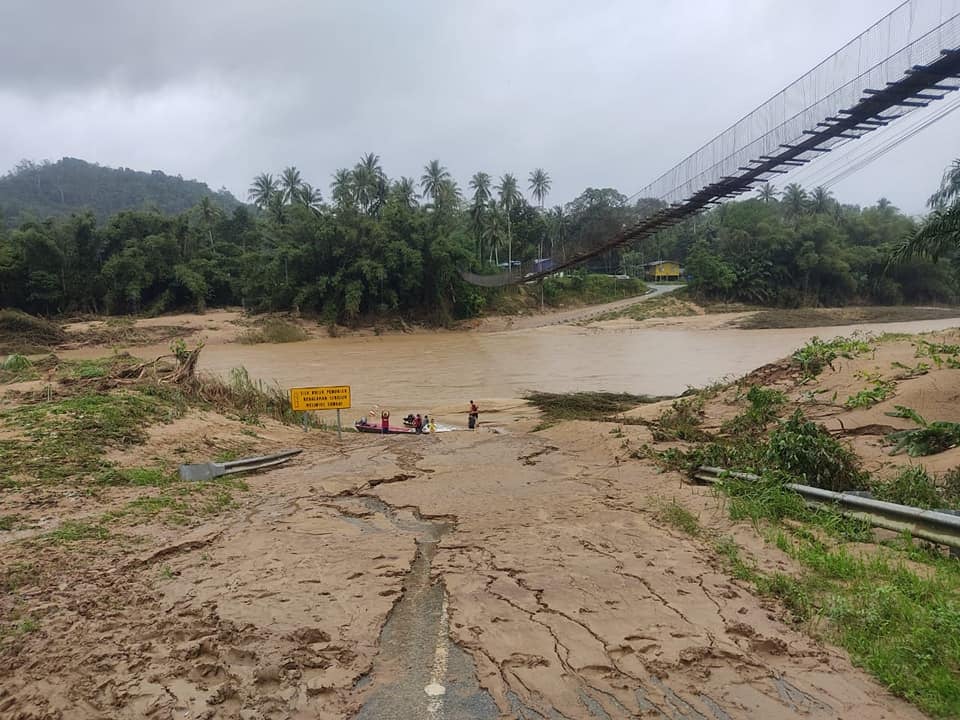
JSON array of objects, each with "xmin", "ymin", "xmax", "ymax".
[{"xmin": 2, "ymin": 0, "xmax": 959, "ymax": 215}]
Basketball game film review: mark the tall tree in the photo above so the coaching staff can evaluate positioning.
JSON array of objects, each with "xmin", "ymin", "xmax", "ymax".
[
  {"xmin": 392, "ymin": 177, "xmax": 418, "ymax": 209},
  {"xmin": 528, "ymin": 168, "xmax": 551, "ymax": 209},
  {"xmin": 496, "ymin": 173, "xmax": 522, "ymax": 269},
  {"xmin": 330, "ymin": 169, "xmax": 355, "ymax": 210},
  {"xmin": 783, "ymin": 183, "xmax": 808, "ymax": 216},
  {"xmin": 811, "ymin": 186, "xmax": 833, "ymax": 214},
  {"xmin": 295, "ymin": 183, "xmax": 323, "ymax": 211},
  {"xmin": 758, "ymin": 183, "xmax": 779, "ymax": 203},
  {"xmin": 420, "ymin": 160, "xmax": 451, "ymax": 205},
  {"xmin": 248, "ymin": 173, "xmax": 278, "ymax": 209},
  {"xmin": 469, "ymin": 172, "xmax": 492, "ymax": 206},
  {"xmin": 280, "ymin": 166, "xmax": 303, "ymax": 204},
  {"xmin": 896, "ymin": 157, "xmax": 960, "ymax": 262},
  {"xmin": 468, "ymin": 172, "xmax": 492, "ymax": 263},
  {"xmin": 196, "ymin": 196, "xmax": 222, "ymax": 247},
  {"xmin": 549, "ymin": 205, "xmax": 567, "ymax": 260},
  {"xmin": 929, "ymin": 159, "xmax": 960, "ymax": 210},
  {"xmin": 352, "ymin": 153, "xmax": 386, "ymax": 214}
]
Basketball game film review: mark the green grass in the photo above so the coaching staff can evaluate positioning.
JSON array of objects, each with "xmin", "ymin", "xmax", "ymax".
[
  {"xmin": 102, "ymin": 477, "xmax": 247, "ymax": 528},
  {"xmin": 96, "ymin": 466, "xmax": 172, "ymax": 487},
  {"xmin": 590, "ymin": 289, "xmax": 695, "ymax": 322},
  {"xmin": 0, "ymin": 514, "xmax": 19, "ymax": 531},
  {"xmin": 655, "ymin": 500, "xmax": 700, "ymax": 536},
  {"xmin": 871, "ymin": 465, "xmax": 960, "ymax": 510},
  {"xmin": 711, "ymin": 478, "xmax": 960, "ymax": 716},
  {"xmin": 43, "ymin": 521, "xmax": 110, "ymax": 543},
  {"xmin": 540, "ymin": 273, "xmax": 648, "ymax": 307},
  {"xmin": 0, "ymin": 390, "xmax": 181, "ymax": 484}
]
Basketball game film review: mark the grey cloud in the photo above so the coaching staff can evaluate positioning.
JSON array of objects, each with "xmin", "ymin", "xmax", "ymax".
[{"xmin": 1, "ymin": 0, "xmax": 955, "ymax": 213}]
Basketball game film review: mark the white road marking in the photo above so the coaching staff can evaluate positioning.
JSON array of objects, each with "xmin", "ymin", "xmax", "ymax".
[{"xmin": 425, "ymin": 592, "xmax": 450, "ymax": 718}]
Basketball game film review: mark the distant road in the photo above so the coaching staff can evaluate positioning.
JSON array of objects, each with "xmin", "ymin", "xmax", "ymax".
[{"xmin": 487, "ymin": 283, "xmax": 684, "ymax": 331}]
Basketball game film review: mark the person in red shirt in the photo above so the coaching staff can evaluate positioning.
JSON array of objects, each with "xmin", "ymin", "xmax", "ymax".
[
  {"xmin": 468, "ymin": 401, "xmax": 479, "ymax": 429},
  {"xmin": 381, "ymin": 410, "xmax": 390, "ymax": 434},
  {"xmin": 414, "ymin": 414, "xmax": 423, "ymax": 434}
]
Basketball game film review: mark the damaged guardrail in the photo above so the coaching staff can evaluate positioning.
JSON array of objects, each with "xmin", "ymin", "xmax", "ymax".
[
  {"xmin": 179, "ymin": 449, "xmax": 303, "ymax": 482},
  {"xmin": 694, "ymin": 465, "xmax": 960, "ymax": 552}
]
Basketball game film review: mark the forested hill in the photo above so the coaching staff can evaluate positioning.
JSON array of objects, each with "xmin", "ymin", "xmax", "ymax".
[{"xmin": 0, "ymin": 157, "xmax": 241, "ymax": 225}]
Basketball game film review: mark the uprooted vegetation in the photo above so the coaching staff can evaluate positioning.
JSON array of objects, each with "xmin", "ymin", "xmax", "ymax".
[
  {"xmin": 790, "ymin": 334, "xmax": 872, "ymax": 378},
  {"xmin": 237, "ymin": 317, "xmax": 310, "ymax": 344},
  {"xmin": 886, "ymin": 405, "xmax": 960, "ymax": 457},
  {"xmin": 0, "ymin": 309, "xmax": 66, "ymax": 354},
  {"xmin": 524, "ymin": 391, "xmax": 667, "ymax": 429}
]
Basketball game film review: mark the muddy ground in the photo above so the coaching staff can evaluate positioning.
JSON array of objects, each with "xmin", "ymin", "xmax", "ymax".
[{"xmin": 3, "ymin": 303, "xmax": 960, "ymax": 719}]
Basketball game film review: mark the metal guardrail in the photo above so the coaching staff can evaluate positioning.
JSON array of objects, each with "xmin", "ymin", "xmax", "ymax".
[
  {"xmin": 179, "ymin": 449, "xmax": 303, "ymax": 482},
  {"xmin": 695, "ymin": 465, "xmax": 960, "ymax": 551}
]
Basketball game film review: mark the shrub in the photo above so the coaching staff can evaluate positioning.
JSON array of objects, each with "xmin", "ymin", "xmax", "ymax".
[
  {"xmin": 871, "ymin": 466, "xmax": 946, "ymax": 509},
  {"xmin": 766, "ymin": 410, "xmax": 867, "ymax": 491},
  {"xmin": 722, "ymin": 385, "xmax": 786, "ymax": 436}
]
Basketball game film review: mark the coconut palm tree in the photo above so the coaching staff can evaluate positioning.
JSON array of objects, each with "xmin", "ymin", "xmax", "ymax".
[
  {"xmin": 496, "ymin": 173, "xmax": 522, "ymax": 270},
  {"xmin": 528, "ymin": 168, "xmax": 551, "ymax": 209},
  {"xmin": 929, "ymin": 159, "xmax": 960, "ymax": 210},
  {"xmin": 295, "ymin": 182, "xmax": 322, "ymax": 211},
  {"xmin": 895, "ymin": 158, "xmax": 960, "ymax": 262},
  {"xmin": 196, "ymin": 196, "xmax": 222, "ymax": 247},
  {"xmin": 248, "ymin": 173, "xmax": 278, "ymax": 209},
  {"xmin": 783, "ymin": 183, "xmax": 808, "ymax": 216},
  {"xmin": 469, "ymin": 172, "xmax": 492, "ymax": 206},
  {"xmin": 352, "ymin": 153, "xmax": 386, "ymax": 214},
  {"xmin": 330, "ymin": 169, "xmax": 355, "ymax": 210},
  {"xmin": 483, "ymin": 202, "xmax": 507, "ymax": 266},
  {"xmin": 280, "ymin": 166, "xmax": 303, "ymax": 204},
  {"xmin": 420, "ymin": 160, "xmax": 451, "ymax": 205},
  {"xmin": 392, "ymin": 177, "xmax": 418, "ymax": 209},
  {"xmin": 758, "ymin": 183, "xmax": 779, "ymax": 203},
  {"xmin": 894, "ymin": 202, "xmax": 960, "ymax": 261},
  {"xmin": 811, "ymin": 186, "xmax": 833, "ymax": 214},
  {"xmin": 436, "ymin": 178, "xmax": 462, "ymax": 213}
]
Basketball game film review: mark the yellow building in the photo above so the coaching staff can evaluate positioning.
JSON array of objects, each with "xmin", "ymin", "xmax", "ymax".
[{"xmin": 644, "ymin": 260, "xmax": 682, "ymax": 281}]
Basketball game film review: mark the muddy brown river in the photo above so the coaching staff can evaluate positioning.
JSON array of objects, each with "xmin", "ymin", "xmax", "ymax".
[{"xmin": 193, "ymin": 317, "xmax": 960, "ymax": 413}]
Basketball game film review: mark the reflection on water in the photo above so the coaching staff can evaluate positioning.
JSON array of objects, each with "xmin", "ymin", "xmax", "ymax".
[{"xmin": 189, "ymin": 317, "xmax": 960, "ymax": 410}]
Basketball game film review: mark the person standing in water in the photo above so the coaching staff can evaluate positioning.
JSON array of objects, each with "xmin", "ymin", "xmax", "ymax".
[{"xmin": 468, "ymin": 400, "xmax": 479, "ymax": 429}]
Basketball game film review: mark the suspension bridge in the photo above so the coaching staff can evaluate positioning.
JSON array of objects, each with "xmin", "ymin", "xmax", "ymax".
[{"xmin": 463, "ymin": 0, "xmax": 960, "ymax": 287}]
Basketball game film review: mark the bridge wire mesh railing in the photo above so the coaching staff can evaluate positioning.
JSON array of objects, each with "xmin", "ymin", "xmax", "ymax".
[{"xmin": 462, "ymin": 0, "xmax": 960, "ymax": 287}]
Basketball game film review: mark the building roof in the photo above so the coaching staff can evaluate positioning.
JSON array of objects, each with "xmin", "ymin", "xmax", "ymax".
[{"xmin": 643, "ymin": 260, "xmax": 681, "ymax": 267}]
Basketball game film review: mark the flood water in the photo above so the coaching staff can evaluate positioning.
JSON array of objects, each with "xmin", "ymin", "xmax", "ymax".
[{"xmin": 192, "ymin": 316, "xmax": 960, "ymax": 413}]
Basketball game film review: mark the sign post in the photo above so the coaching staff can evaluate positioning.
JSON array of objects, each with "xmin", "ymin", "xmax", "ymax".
[{"xmin": 289, "ymin": 386, "xmax": 351, "ymax": 441}]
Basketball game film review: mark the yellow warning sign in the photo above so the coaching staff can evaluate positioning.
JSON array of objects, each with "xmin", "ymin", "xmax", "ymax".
[{"xmin": 289, "ymin": 385, "xmax": 351, "ymax": 411}]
